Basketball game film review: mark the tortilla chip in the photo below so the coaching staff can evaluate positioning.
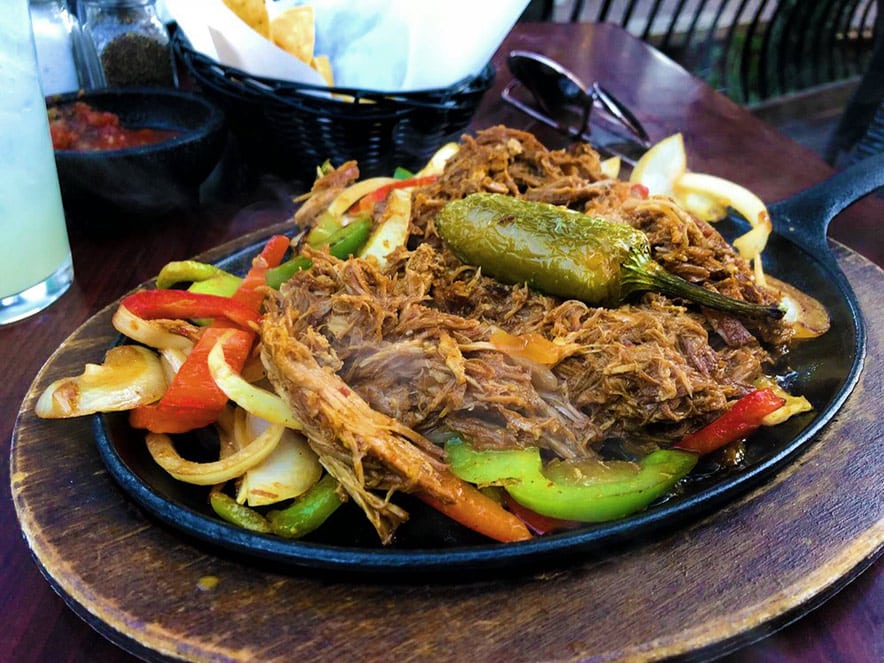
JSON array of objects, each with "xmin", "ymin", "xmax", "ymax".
[
  {"xmin": 311, "ymin": 55, "xmax": 334, "ymax": 86},
  {"xmin": 270, "ymin": 6, "xmax": 315, "ymax": 64},
  {"xmin": 223, "ymin": 0, "xmax": 270, "ymax": 38}
]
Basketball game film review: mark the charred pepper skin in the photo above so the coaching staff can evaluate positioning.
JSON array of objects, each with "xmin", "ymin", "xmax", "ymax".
[{"xmin": 436, "ymin": 193, "xmax": 784, "ymax": 319}]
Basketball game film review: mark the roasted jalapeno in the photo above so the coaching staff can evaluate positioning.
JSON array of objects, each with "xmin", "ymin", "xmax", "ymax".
[{"xmin": 435, "ymin": 193, "xmax": 783, "ymax": 318}]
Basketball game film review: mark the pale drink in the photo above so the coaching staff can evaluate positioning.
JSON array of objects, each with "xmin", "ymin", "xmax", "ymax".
[{"xmin": 0, "ymin": 0, "xmax": 74, "ymax": 325}]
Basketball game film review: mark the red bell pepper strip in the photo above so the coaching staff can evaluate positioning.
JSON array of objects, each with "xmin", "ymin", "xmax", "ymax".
[
  {"xmin": 673, "ymin": 387, "xmax": 786, "ymax": 456},
  {"xmin": 352, "ymin": 175, "xmax": 438, "ymax": 215},
  {"xmin": 229, "ymin": 234, "xmax": 290, "ymax": 311},
  {"xmin": 417, "ymin": 476, "xmax": 533, "ymax": 543},
  {"xmin": 120, "ymin": 290, "xmax": 261, "ymax": 330},
  {"xmin": 630, "ymin": 183, "xmax": 650, "ymax": 199},
  {"xmin": 129, "ymin": 327, "xmax": 254, "ymax": 432},
  {"xmin": 502, "ymin": 493, "xmax": 580, "ymax": 536},
  {"xmin": 129, "ymin": 235, "xmax": 290, "ymax": 433}
]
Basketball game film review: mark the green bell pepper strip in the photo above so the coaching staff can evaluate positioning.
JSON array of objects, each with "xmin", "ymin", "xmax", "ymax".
[
  {"xmin": 154, "ymin": 259, "xmax": 244, "ymax": 297},
  {"xmin": 265, "ymin": 255, "xmax": 312, "ymax": 290},
  {"xmin": 306, "ymin": 211, "xmax": 343, "ymax": 247},
  {"xmin": 445, "ymin": 438, "xmax": 698, "ymax": 523},
  {"xmin": 266, "ymin": 474, "xmax": 344, "ymax": 538},
  {"xmin": 156, "ymin": 260, "xmax": 232, "ymax": 290},
  {"xmin": 265, "ymin": 219, "xmax": 373, "ymax": 288},
  {"xmin": 188, "ymin": 273, "xmax": 243, "ymax": 297},
  {"xmin": 209, "ymin": 488, "xmax": 273, "ymax": 534},
  {"xmin": 326, "ymin": 216, "xmax": 372, "ymax": 258}
]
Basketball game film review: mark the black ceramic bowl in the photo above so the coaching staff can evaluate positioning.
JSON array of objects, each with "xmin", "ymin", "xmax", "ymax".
[{"xmin": 48, "ymin": 87, "xmax": 227, "ymax": 220}]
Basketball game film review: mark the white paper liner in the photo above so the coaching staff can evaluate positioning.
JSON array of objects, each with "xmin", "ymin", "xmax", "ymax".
[{"xmin": 167, "ymin": 0, "xmax": 528, "ymax": 91}]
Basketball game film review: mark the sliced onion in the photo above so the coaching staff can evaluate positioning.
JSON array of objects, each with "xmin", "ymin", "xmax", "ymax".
[
  {"xmin": 416, "ymin": 142, "xmax": 460, "ymax": 176},
  {"xmin": 112, "ymin": 304, "xmax": 196, "ymax": 351},
  {"xmin": 145, "ymin": 422, "xmax": 285, "ymax": 485},
  {"xmin": 675, "ymin": 172, "xmax": 772, "ymax": 286},
  {"xmin": 629, "ymin": 133, "xmax": 686, "ymax": 197},
  {"xmin": 159, "ymin": 347, "xmax": 189, "ymax": 384},
  {"xmin": 36, "ymin": 345, "xmax": 167, "ymax": 418},
  {"xmin": 236, "ymin": 414, "xmax": 322, "ymax": 506},
  {"xmin": 326, "ymin": 177, "xmax": 396, "ymax": 218},
  {"xmin": 207, "ymin": 335, "xmax": 302, "ymax": 429},
  {"xmin": 755, "ymin": 378, "xmax": 814, "ymax": 426},
  {"xmin": 677, "ymin": 172, "xmax": 769, "ymax": 228},
  {"xmin": 763, "ymin": 275, "xmax": 831, "ymax": 339},
  {"xmin": 359, "ymin": 188, "xmax": 412, "ymax": 268},
  {"xmin": 599, "ymin": 155, "xmax": 621, "ymax": 179},
  {"xmin": 676, "ymin": 187, "xmax": 727, "ymax": 221},
  {"xmin": 631, "ymin": 135, "xmax": 773, "ymax": 285}
]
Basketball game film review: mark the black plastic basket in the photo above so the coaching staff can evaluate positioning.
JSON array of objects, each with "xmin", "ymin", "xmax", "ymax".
[{"xmin": 173, "ymin": 32, "xmax": 495, "ymax": 181}]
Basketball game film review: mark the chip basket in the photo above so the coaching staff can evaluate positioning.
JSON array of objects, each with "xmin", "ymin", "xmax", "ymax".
[{"xmin": 172, "ymin": 32, "xmax": 495, "ymax": 181}]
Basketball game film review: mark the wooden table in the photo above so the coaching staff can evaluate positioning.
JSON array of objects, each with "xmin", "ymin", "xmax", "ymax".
[{"xmin": 3, "ymin": 22, "xmax": 881, "ymax": 662}]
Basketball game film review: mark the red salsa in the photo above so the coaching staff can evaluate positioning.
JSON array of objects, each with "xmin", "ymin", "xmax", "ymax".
[{"xmin": 49, "ymin": 101, "xmax": 179, "ymax": 151}]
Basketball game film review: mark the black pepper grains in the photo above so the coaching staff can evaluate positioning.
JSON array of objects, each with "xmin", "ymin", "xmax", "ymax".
[{"xmin": 100, "ymin": 32, "xmax": 173, "ymax": 86}]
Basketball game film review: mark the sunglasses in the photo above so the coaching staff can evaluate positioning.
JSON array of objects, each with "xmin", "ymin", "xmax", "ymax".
[{"xmin": 502, "ymin": 50, "xmax": 652, "ymax": 163}]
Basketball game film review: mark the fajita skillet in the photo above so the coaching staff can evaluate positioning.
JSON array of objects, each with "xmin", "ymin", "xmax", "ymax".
[{"xmin": 92, "ymin": 151, "xmax": 884, "ymax": 576}]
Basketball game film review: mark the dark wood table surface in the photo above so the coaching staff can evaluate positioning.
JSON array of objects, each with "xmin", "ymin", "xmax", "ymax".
[{"xmin": 3, "ymin": 21, "xmax": 882, "ymax": 662}]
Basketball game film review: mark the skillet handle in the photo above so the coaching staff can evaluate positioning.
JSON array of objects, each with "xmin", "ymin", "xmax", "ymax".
[{"xmin": 768, "ymin": 151, "xmax": 884, "ymax": 257}]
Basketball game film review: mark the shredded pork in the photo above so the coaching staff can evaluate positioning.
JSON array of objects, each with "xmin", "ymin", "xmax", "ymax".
[{"xmin": 260, "ymin": 126, "xmax": 793, "ymax": 541}]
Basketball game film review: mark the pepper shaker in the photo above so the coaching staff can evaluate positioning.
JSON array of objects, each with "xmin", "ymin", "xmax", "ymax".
[{"xmin": 78, "ymin": 0, "xmax": 174, "ymax": 88}]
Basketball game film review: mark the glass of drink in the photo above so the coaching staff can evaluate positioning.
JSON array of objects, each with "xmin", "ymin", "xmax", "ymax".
[{"xmin": 0, "ymin": 0, "xmax": 74, "ymax": 325}]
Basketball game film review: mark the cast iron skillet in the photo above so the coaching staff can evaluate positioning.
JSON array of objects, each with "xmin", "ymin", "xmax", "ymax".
[{"xmin": 94, "ymin": 152, "xmax": 884, "ymax": 575}]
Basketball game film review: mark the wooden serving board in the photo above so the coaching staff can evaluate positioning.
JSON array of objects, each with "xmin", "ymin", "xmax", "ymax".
[{"xmin": 11, "ymin": 233, "xmax": 883, "ymax": 662}]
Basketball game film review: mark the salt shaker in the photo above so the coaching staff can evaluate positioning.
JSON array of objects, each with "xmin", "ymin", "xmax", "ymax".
[
  {"xmin": 78, "ymin": 0, "xmax": 174, "ymax": 88},
  {"xmin": 29, "ymin": 0, "xmax": 96, "ymax": 95}
]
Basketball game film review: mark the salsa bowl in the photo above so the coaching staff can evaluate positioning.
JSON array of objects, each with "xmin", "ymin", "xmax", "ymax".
[{"xmin": 48, "ymin": 87, "xmax": 227, "ymax": 221}]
